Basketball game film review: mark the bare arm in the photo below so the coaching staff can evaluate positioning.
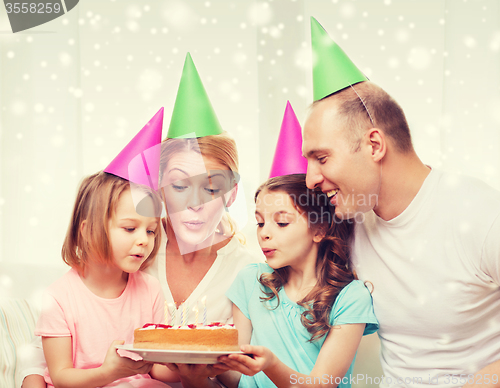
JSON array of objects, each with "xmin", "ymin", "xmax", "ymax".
[
  {"xmin": 463, "ymin": 360, "xmax": 500, "ymax": 388},
  {"xmin": 220, "ymin": 323, "xmax": 365, "ymax": 388},
  {"xmin": 21, "ymin": 375, "xmax": 46, "ymax": 388},
  {"xmin": 43, "ymin": 337, "xmax": 151, "ymax": 388},
  {"xmin": 233, "ymin": 305, "xmax": 252, "ymax": 346},
  {"xmin": 216, "ymin": 305, "xmax": 253, "ymax": 388}
]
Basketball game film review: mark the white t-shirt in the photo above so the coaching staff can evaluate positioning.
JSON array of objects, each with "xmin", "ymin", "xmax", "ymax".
[{"xmin": 352, "ymin": 168, "xmax": 500, "ymax": 388}]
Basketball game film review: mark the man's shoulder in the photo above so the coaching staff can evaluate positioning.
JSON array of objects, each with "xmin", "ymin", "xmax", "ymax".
[
  {"xmin": 433, "ymin": 169, "xmax": 500, "ymax": 216},
  {"xmin": 435, "ymin": 169, "xmax": 499, "ymax": 199},
  {"xmin": 352, "ymin": 169, "xmax": 500, "ymax": 237}
]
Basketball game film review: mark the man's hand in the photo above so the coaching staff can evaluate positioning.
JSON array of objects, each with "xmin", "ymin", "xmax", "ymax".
[
  {"xmin": 165, "ymin": 362, "xmax": 229, "ymax": 378},
  {"xmin": 165, "ymin": 363, "xmax": 230, "ymax": 388}
]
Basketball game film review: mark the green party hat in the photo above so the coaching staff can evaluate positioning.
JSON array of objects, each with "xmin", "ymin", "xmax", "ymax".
[
  {"xmin": 311, "ymin": 17, "xmax": 368, "ymax": 101},
  {"xmin": 167, "ymin": 53, "xmax": 224, "ymax": 138}
]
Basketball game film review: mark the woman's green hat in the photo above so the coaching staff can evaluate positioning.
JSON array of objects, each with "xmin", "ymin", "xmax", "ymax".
[
  {"xmin": 311, "ymin": 17, "xmax": 368, "ymax": 101},
  {"xmin": 167, "ymin": 53, "xmax": 224, "ymax": 139}
]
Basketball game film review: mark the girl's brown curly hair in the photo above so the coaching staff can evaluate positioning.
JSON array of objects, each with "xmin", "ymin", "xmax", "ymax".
[{"xmin": 255, "ymin": 174, "xmax": 355, "ymax": 342}]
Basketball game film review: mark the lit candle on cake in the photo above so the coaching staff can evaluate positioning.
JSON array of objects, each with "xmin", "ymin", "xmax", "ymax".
[
  {"xmin": 182, "ymin": 302, "xmax": 188, "ymax": 326},
  {"xmin": 164, "ymin": 301, "xmax": 169, "ymax": 325},
  {"xmin": 193, "ymin": 305, "xmax": 199, "ymax": 325},
  {"xmin": 201, "ymin": 295, "xmax": 207, "ymax": 326},
  {"xmin": 168, "ymin": 303, "xmax": 175, "ymax": 325}
]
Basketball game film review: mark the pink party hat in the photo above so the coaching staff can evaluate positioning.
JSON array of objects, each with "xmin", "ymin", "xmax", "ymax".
[
  {"xmin": 269, "ymin": 101, "xmax": 307, "ymax": 178},
  {"xmin": 104, "ymin": 107, "xmax": 163, "ymax": 190}
]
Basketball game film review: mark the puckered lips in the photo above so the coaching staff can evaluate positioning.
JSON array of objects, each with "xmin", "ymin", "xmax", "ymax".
[
  {"xmin": 130, "ymin": 253, "xmax": 145, "ymax": 260},
  {"xmin": 183, "ymin": 219, "xmax": 205, "ymax": 230},
  {"xmin": 261, "ymin": 248, "xmax": 276, "ymax": 258}
]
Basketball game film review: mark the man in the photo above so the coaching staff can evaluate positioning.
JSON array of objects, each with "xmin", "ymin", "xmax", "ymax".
[{"xmin": 303, "ymin": 18, "xmax": 500, "ymax": 388}]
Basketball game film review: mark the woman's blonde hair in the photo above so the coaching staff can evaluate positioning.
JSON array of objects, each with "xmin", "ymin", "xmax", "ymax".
[
  {"xmin": 62, "ymin": 172, "xmax": 162, "ymax": 275},
  {"xmin": 159, "ymin": 133, "xmax": 243, "ymax": 241}
]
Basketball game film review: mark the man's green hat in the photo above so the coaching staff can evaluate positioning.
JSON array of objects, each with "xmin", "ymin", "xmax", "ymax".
[
  {"xmin": 167, "ymin": 53, "xmax": 224, "ymax": 139},
  {"xmin": 311, "ymin": 17, "xmax": 368, "ymax": 101}
]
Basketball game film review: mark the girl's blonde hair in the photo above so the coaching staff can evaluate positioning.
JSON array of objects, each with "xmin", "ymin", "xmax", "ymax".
[
  {"xmin": 62, "ymin": 172, "xmax": 162, "ymax": 275},
  {"xmin": 160, "ymin": 133, "xmax": 243, "ymax": 241}
]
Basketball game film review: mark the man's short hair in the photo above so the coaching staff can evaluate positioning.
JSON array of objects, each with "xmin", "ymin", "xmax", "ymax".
[{"xmin": 318, "ymin": 81, "xmax": 413, "ymax": 153}]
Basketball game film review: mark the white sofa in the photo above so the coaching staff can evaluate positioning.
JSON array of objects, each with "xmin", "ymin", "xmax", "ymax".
[
  {"xmin": 0, "ymin": 297, "xmax": 39, "ymax": 388},
  {"xmin": 0, "ymin": 262, "xmax": 66, "ymax": 388}
]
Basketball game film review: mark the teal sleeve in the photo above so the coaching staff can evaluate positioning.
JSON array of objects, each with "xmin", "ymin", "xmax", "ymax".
[
  {"xmin": 225, "ymin": 263, "xmax": 262, "ymax": 320},
  {"xmin": 330, "ymin": 280, "xmax": 379, "ymax": 336}
]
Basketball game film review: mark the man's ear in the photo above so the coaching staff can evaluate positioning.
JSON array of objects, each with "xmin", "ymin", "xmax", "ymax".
[
  {"xmin": 224, "ymin": 184, "xmax": 238, "ymax": 209},
  {"xmin": 367, "ymin": 128, "xmax": 386, "ymax": 162}
]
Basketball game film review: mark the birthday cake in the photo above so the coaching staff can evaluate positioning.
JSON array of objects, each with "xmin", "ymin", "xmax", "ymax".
[{"xmin": 133, "ymin": 322, "xmax": 239, "ymax": 351}]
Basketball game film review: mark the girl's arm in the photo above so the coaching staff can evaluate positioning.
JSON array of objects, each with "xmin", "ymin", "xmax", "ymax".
[
  {"xmin": 220, "ymin": 323, "xmax": 366, "ymax": 388},
  {"xmin": 43, "ymin": 337, "xmax": 152, "ymax": 388},
  {"xmin": 233, "ymin": 305, "xmax": 252, "ymax": 345},
  {"xmin": 216, "ymin": 305, "xmax": 253, "ymax": 388},
  {"xmin": 21, "ymin": 375, "xmax": 46, "ymax": 388}
]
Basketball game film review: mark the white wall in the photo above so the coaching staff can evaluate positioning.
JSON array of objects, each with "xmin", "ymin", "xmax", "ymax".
[{"xmin": 1, "ymin": 1, "xmax": 499, "ymax": 385}]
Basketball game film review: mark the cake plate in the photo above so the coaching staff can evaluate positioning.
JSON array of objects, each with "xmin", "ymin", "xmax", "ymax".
[{"xmin": 116, "ymin": 344, "xmax": 245, "ymax": 364}]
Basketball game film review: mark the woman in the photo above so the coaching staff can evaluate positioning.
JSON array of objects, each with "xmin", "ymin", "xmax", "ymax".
[
  {"xmin": 147, "ymin": 134, "xmax": 251, "ymax": 323},
  {"xmin": 147, "ymin": 133, "xmax": 257, "ymax": 387}
]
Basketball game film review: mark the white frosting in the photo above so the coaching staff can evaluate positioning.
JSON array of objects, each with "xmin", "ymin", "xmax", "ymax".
[{"xmin": 139, "ymin": 324, "xmax": 235, "ymax": 331}]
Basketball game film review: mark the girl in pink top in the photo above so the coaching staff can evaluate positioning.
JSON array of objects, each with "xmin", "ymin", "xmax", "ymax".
[{"xmin": 35, "ymin": 172, "xmax": 178, "ymax": 388}]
